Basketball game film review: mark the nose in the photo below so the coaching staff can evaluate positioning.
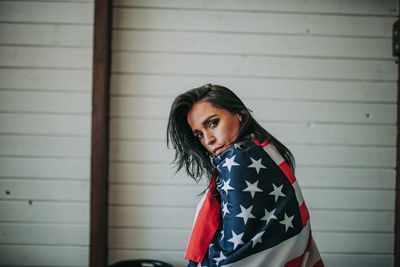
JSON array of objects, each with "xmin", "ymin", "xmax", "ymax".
[{"xmin": 204, "ymin": 131, "xmax": 216, "ymax": 146}]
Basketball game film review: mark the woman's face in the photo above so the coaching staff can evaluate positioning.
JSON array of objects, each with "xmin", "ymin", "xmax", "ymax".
[{"xmin": 187, "ymin": 101, "xmax": 241, "ymax": 156}]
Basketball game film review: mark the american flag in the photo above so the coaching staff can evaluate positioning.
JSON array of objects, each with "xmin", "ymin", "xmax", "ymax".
[{"xmin": 185, "ymin": 140, "xmax": 324, "ymax": 267}]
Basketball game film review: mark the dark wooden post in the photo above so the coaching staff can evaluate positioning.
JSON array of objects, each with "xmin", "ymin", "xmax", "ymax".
[
  {"xmin": 394, "ymin": 18, "xmax": 400, "ymax": 267},
  {"xmin": 90, "ymin": 0, "xmax": 112, "ymax": 266}
]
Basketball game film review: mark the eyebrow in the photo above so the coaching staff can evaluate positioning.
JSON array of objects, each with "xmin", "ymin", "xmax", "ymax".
[{"xmin": 192, "ymin": 114, "xmax": 217, "ymax": 134}]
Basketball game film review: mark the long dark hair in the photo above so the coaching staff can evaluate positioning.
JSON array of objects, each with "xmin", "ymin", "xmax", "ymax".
[{"xmin": 166, "ymin": 84, "xmax": 295, "ymax": 182}]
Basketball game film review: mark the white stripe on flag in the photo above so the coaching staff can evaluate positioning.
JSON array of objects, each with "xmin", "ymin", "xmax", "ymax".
[
  {"xmin": 191, "ymin": 190, "xmax": 208, "ymax": 228},
  {"xmin": 223, "ymin": 222, "xmax": 311, "ymax": 267},
  {"xmin": 264, "ymin": 144, "xmax": 284, "ymax": 166},
  {"xmin": 292, "ymin": 180, "xmax": 304, "ymax": 206}
]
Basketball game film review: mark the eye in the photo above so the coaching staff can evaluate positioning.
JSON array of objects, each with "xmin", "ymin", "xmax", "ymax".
[
  {"xmin": 208, "ymin": 119, "xmax": 218, "ymax": 128},
  {"xmin": 195, "ymin": 132, "xmax": 203, "ymax": 140}
]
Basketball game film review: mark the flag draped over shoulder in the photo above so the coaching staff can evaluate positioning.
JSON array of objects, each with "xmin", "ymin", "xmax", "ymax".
[{"xmin": 185, "ymin": 140, "xmax": 324, "ymax": 267}]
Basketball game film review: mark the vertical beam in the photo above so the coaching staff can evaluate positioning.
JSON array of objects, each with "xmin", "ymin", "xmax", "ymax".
[
  {"xmin": 90, "ymin": 0, "xmax": 112, "ymax": 266},
  {"xmin": 396, "ymin": 62, "xmax": 400, "ymax": 267},
  {"xmin": 393, "ymin": 17, "xmax": 400, "ymax": 267}
]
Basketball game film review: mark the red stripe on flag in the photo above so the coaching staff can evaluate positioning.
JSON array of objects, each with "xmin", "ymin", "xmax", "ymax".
[
  {"xmin": 184, "ymin": 181, "xmax": 221, "ymax": 263},
  {"xmin": 284, "ymin": 253, "xmax": 304, "ymax": 267},
  {"xmin": 314, "ymin": 260, "xmax": 325, "ymax": 267},
  {"xmin": 299, "ymin": 202, "xmax": 310, "ymax": 228},
  {"xmin": 254, "ymin": 139, "xmax": 268, "ymax": 147},
  {"xmin": 279, "ymin": 161, "xmax": 296, "ymax": 184}
]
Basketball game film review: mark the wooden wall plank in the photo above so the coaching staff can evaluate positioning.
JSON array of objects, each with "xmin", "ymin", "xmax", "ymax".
[
  {"xmin": 113, "ymin": 8, "xmax": 394, "ymax": 37},
  {"xmin": 321, "ymin": 254, "xmax": 394, "ymax": 267},
  {"xmin": 0, "ymin": 244, "xmax": 89, "ymax": 267},
  {"xmin": 0, "ymin": 69, "xmax": 91, "ymax": 91},
  {"xmin": 315, "ymin": 232, "xmax": 394, "ymax": 254},
  {"xmin": 109, "ymin": 118, "xmax": 397, "ymax": 146},
  {"xmin": 110, "ymin": 74, "xmax": 397, "ymax": 103},
  {"xmin": 108, "ymin": 228, "xmax": 190, "ymax": 250},
  {"xmin": 0, "ymin": 158, "xmax": 90, "ymax": 179},
  {"xmin": 309, "ymin": 210, "xmax": 395, "ymax": 232},
  {"xmin": 112, "ymin": 30, "xmax": 392, "ymax": 59},
  {"xmin": 109, "ymin": 250, "xmax": 183, "ymax": 267},
  {"xmin": 0, "ymin": 201, "xmax": 89, "ymax": 223},
  {"xmin": 0, "ymin": 23, "xmax": 93, "ymax": 47},
  {"xmin": 111, "ymin": 52, "xmax": 397, "ymax": 80},
  {"xmin": 109, "ymin": 184, "xmax": 395, "ymax": 211},
  {"xmin": 110, "ymin": 97, "xmax": 396, "ymax": 124},
  {"xmin": 109, "ymin": 162, "xmax": 395, "ymax": 190},
  {"xmin": 113, "ymin": 0, "xmax": 398, "ymax": 16},
  {"xmin": 296, "ymin": 167, "xmax": 395, "ymax": 190},
  {"xmin": 0, "ymin": 114, "xmax": 91, "ymax": 136},
  {"xmin": 108, "ymin": 206, "xmax": 394, "ymax": 233},
  {"xmin": 0, "ymin": 179, "xmax": 90, "ymax": 201},
  {"xmin": 0, "ymin": 91, "xmax": 91, "ymax": 113},
  {"xmin": 0, "ymin": 1, "xmax": 93, "ymax": 24},
  {"xmin": 108, "ymin": 228, "xmax": 394, "ymax": 253},
  {"xmin": 109, "ymin": 141, "xmax": 396, "ymax": 167},
  {"xmin": 0, "ymin": 136, "xmax": 90, "ymax": 157},
  {"xmin": 0, "ymin": 223, "xmax": 89, "ymax": 245},
  {"xmin": 0, "ymin": 46, "xmax": 92, "ymax": 69}
]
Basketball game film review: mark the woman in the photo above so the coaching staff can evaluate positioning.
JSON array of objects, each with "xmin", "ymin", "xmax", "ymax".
[{"xmin": 167, "ymin": 84, "xmax": 323, "ymax": 267}]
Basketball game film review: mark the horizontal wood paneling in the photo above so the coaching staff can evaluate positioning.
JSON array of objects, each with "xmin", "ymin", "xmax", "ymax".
[
  {"xmin": 108, "ymin": 228, "xmax": 189, "ymax": 250},
  {"xmin": 0, "ymin": 135, "xmax": 90, "ymax": 157},
  {"xmin": 108, "ymin": 2, "xmax": 397, "ymax": 266},
  {"xmin": 0, "ymin": 91, "xmax": 91, "ymax": 113},
  {"xmin": 315, "ymin": 232, "xmax": 394, "ymax": 254},
  {"xmin": 110, "ymin": 74, "xmax": 397, "ymax": 102},
  {"xmin": 113, "ymin": 0, "xmax": 398, "ymax": 16},
  {"xmin": 0, "ymin": 1, "xmax": 94, "ymax": 265},
  {"xmin": 0, "ymin": 201, "xmax": 89, "ymax": 223},
  {"xmin": 0, "ymin": 157, "xmax": 90, "ymax": 179},
  {"xmin": 109, "ymin": 140, "xmax": 396, "ymax": 167},
  {"xmin": 0, "ymin": 179, "xmax": 89, "ymax": 201},
  {"xmin": 296, "ymin": 167, "xmax": 395, "ymax": 190},
  {"xmin": 0, "ymin": 223, "xmax": 89, "ymax": 245},
  {"xmin": 109, "ymin": 250, "xmax": 184, "ymax": 267},
  {"xmin": 0, "ymin": 1, "xmax": 93, "ymax": 24},
  {"xmin": 0, "ymin": 69, "xmax": 91, "ymax": 91},
  {"xmin": 0, "ymin": 244, "xmax": 89, "ymax": 267},
  {"xmin": 112, "ymin": 8, "xmax": 394, "ymax": 37},
  {"xmin": 109, "ymin": 184, "xmax": 395, "ymax": 211},
  {"xmin": 110, "ymin": 97, "xmax": 396, "ymax": 123},
  {"xmin": 309, "ymin": 210, "xmax": 395, "ymax": 232},
  {"xmin": 321, "ymin": 254, "xmax": 394, "ymax": 267},
  {"xmin": 0, "ymin": 114, "xmax": 91, "ymax": 136},
  {"xmin": 108, "ymin": 206, "xmax": 394, "ymax": 233},
  {"xmin": 109, "ymin": 162, "xmax": 395, "ymax": 190},
  {"xmin": 0, "ymin": 23, "xmax": 93, "ymax": 47},
  {"xmin": 0, "ymin": 46, "xmax": 92, "ymax": 69},
  {"xmin": 110, "ymin": 118, "xmax": 397, "ymax": 145},
  {"xmin": 113, "ymin": 30, "xmax": 392, "ymax": 59},
  {"xmin": 112, "ymin": 52, "xmax": 397, "ymax": 80}
]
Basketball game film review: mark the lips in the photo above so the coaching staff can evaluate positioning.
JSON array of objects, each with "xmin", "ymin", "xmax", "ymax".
[{"xmin": 213, "ymin": 145, "xmax": 225, "ymax": 155}]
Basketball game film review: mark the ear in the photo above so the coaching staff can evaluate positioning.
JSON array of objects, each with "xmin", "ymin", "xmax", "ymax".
[{"xmin": 237, "ymin": 114, "xmax": 242, "ymax": 122}]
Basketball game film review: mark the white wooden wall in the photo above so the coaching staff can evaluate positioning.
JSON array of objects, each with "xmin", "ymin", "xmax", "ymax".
[
  {"xmin": 108, "ymin": 1, "xmax": 398, "ymax": 267},
  {"xmin": 0, "ymin": 1, "xmax": 93, "ymax": 266}
]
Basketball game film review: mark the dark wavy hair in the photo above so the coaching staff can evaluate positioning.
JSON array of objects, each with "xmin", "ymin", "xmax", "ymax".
[{"xmin": 166, "ymin": 84, "xmax": 295, "ymax": 182}]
